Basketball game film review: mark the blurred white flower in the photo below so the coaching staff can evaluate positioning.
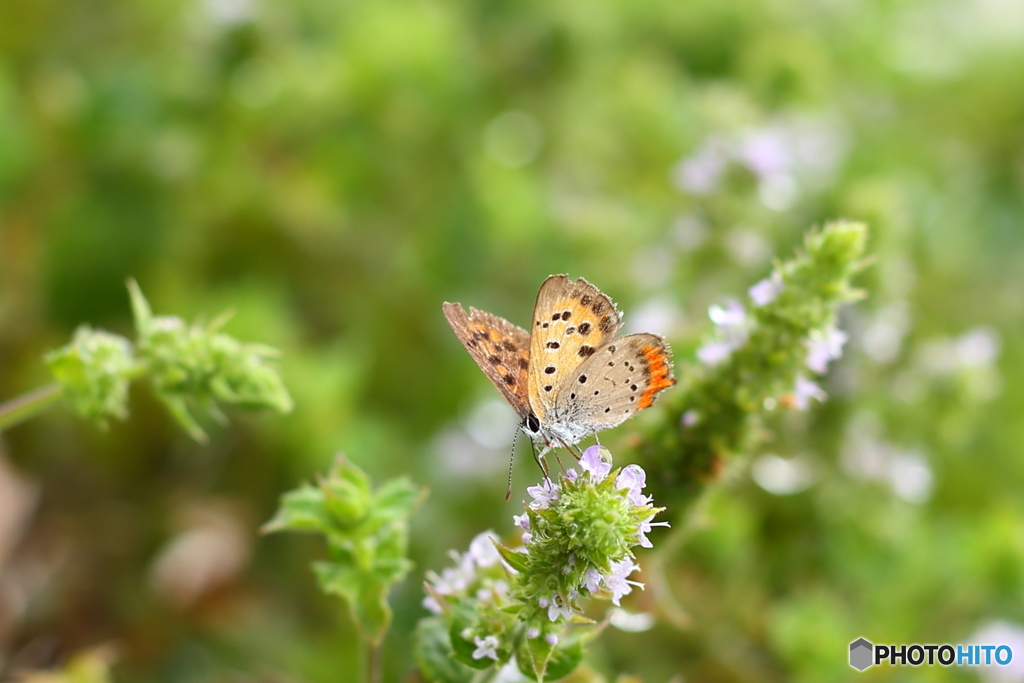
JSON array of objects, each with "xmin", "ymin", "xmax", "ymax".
[
  {"xmin": 887, "ymin": 450, "xmax": 933, "ymax": 504},
  {"xmin": 673, "ymin": 113, "xmax": 849, "ymax": 204},
  {"xmin": 751, "ymin": 454, "xmax": 816, "ymax": 495},
  {"xmin": 841, "ymin": 412, "xmax": 935, "ymax": 504},
  {"xmin": 671, "ymin": 215, "xmax": 708, "ymax": 252},
  {"xmin": 805, "ymin": 325, "xmax": 849, "ymax": 374},
  {"xmin": 625, "ymin": 297, "xmax": 684, "ymax": 337},
  {"xmin": 466, "ymin": 398, "xmax": 519, "ymax": 450},
  {"xmin": 739, "ymin": 129, "xmax": 793, "ymax": 178},
  {"xmin": 149, "ymin": 500, "xmax": 251, "ymax": 608},
  {"xmin": 748, "ymin": 272, "xmax": 784, "ymax": 307},
  {"xmin": 204, "ymin": 0, "xmax": 254, "ymax": 24},
  {"xmin": 792, "ymin": 376, "xmax": 826, "ymax": 410},
  {"xmin": 725, "ymin": 228, "xmax": 772, "ymax": 267},
  {"xmin": 609, "ymin": 608, "xmax": 656, "ymax": 632},
  {"xmin": 954, "ymin": 327, "xmax": 1001, "ymax": 368},
  {"xmin": 758, "ymin": 174, "xmax": 799, "ymax": 212},
  {"xmin": 862, "ymin": 302, "xmax": 912, "ymax": 364},
  {"xmin": 673, "ymin": 137, "xmax": 730, "ymax": 194},
  {"xmin": 698, "ymin": 298, "xmax": 750, "ymax": 366},
  {"xmin": 916, "ymin": 327, "xmax": 1003, "ymax": 400},
  {"xmin": 468, "ymin": 532, "xmax": 501, "ymax": 568}
]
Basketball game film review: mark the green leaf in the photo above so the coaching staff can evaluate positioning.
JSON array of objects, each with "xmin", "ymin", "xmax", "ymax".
[
  {"xmin": 372, "ymin": 477, "xmax": 424, "ymax": 520},
  {"xmin": 261, "ymin": 485, "xmax": 331, "ymax": 534},
  {"xmin": 127, "ymin": 279, "xmax": 152, "ymax": 338},
  {"xmin": 539, "ymin": 633, "xmax": 585, "ymax": 680},
  {"xmin": 315, "ymin": 561, "xmax": 394, "ymax": 645},
  {"xmin": 517, "ymin": 634, "xmax": 554, "ymax": 681},
  {"xmin": 494, "ymin": 542, "xmax": 529, "ymax": 573},
  {"xmin": 154, "ymin": 391, "xmax": 208, "ymax": 443},
  {"xmin": 414, "ymin": 618, "xmax": 476, "ymax": 683}
]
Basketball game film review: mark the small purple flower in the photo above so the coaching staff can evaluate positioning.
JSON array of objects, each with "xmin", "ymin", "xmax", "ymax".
[
  {"xmin": 513, "ymin": 513, "xmax": 530, "ymax": 531},
  {"xmin": 564, "ymin": 468, "xmax": 578, "ymax": 481},
  {"xmin": 526, "ymin": 627, "xmax": 539, "ymax": 639},
  {"xmin": 580, "ymin": 446, "xmax": 612, "ymax": 482},
  {"xmin": 708, "ymin": 298, "xmax": 748, "ymax": 333},
  {"xmin": 792, "ymin": 375, "xmax": 826, "ymax": 410},
  {"xmin": 545, "ymin": 633, "xmax": 559, "ymax": 646},
  {"xmin": 637, "ymin": 514, "xmax": 671, "ymax": 549},
  {"xmin": 673, "ymin": 139, "xmax": 729, "ymax": 195},
  {"xmin": 604, "ymin": 559, "xmax": 644, "ymax": 606},
  {"xmin": 697, "ymin": 340, "xmax": 734, "ymax": 367},
  {"xmin": 472, "ymin": 635, "xmax": 500, "ymax": 661},
  {"xmin": 805, "ymin": 326, "xmax": 848, "ymax": 374},
  {"xmin": 615, "ymin": 464, "xmax": 650, "ymax": 506},
  {"xmin": 546, "ymin": 595, "xmax": 573, "ymax": 622},
  {"xmin": 527, "ymin": 478, "xmax": 559, "ymax": 509},
  {"xmin": 739, "ymin": 129, "xmax": 792, "ymax": 179},
  {"xmin": 583, "ymin": 567, "xmax": 602, "ymax": 593},
  {"xmin": 749, "ymin": 272, "xmax": 784, "ymax": 307}
]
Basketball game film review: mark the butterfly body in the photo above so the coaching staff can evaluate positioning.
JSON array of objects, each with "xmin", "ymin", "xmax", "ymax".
[{"xmin": 444, "ymin": 275, "xmax": 676, "ymax": 452}]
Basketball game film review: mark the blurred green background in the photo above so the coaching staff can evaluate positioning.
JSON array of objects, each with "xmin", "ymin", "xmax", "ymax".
[{"xmin": 1, "ymin": 0, "xmax": 1023, "ymax": 680}]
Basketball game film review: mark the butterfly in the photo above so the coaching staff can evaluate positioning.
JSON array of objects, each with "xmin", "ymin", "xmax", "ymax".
[{"xmin": 443, "ymin": 275, "xmax": 676, "ymax": 461}]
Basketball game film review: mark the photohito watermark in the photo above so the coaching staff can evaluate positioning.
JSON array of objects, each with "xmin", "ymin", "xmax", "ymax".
[{"xmin": 849, "ymin": 638, "xmax": 1013, "ymax": 671}]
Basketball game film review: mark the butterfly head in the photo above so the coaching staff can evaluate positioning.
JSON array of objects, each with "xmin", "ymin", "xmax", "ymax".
[{"xmin": 522, "ymin": 412, "xmax": 542, "ymax": 438}]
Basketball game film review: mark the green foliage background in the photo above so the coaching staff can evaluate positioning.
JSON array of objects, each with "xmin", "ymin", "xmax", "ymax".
[{"xmin": 1, "ymin": 0, "xmax": 1022, "ymax": 680}]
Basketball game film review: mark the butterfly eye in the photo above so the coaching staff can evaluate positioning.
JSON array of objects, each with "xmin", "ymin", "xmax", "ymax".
[{"xmin": 525, "ymin": 413, "xmax": 540, "ymax": 433}]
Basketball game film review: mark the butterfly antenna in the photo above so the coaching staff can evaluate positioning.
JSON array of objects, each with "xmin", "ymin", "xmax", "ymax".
[{"xmin": 505, "ymin": 423, "xmax": 521, "ymax": 502}]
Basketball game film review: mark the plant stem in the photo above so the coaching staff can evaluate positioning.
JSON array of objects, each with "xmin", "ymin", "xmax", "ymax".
[
  {"xmin": 359, "ymin": 634, "xmax": 382, "ymax": 683},
  {"xmin": 470, "ymin": 667, "xmax": 500, "ymax": 683},
  {"xmin": 369, "ymin": 641, "xmax": 382, "ymax": 683},
  {"xmin": 0, "ymin": 383, "xmax": 63, "ymax": 433}
]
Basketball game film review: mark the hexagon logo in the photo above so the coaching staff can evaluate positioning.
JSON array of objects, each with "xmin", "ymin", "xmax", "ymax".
[{"xmin": 850, "ymin": 638, "xmax": 874, "ymax": 671}]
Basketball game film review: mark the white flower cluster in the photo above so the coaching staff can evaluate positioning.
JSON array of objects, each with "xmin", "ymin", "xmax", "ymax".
[
  {"xmin": 696, "ymin": 298, "xmax": 750, "ymax": 367},
  {"xmin": 422, "ymin": 531, "xmax": 508, "ymax": 615},
  {"xmin": 522, "ymin": 447, "xmax": 668, "ymax": 617},
  {"xmin": 672, "ymin": 114, "xmax": 849, "ymax": 211},
  {"xmin": 695, "ymin": 278, "xmax": 849, "ymax": 412}
]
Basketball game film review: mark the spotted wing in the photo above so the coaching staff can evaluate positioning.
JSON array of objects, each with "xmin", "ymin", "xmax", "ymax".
[
  {"xmin": 443, "ymin": 302, "xmax": 532, "ymax": 419},
  {"xmin": 553, "ymin": 333, "xmax": 675, "ymax": 433},
  {"xmin": 526, "ymin": 275, "xmax": 622, "ymax": 423}
]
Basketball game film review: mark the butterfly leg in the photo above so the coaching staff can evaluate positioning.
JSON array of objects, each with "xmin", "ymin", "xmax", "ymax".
[
  {"xmin": 530, "ymin": 439, "xmax": 552, "ymax": 480},
  {"xmin": 556, "ymin": 436, "xmax": 584, "ymax": 460}
]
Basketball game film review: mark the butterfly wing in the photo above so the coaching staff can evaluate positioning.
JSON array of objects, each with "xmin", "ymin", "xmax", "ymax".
[
  {"xmin": 553, "ymin": 333, "xmax": 675, "ymax": 433},
  {"xmin": 443, "ymin": 302, "xmax": 532, "ymax": 419},
  {"xmin": 526, "ymin": 275, "xmax": 622, "ymax": 424}
]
